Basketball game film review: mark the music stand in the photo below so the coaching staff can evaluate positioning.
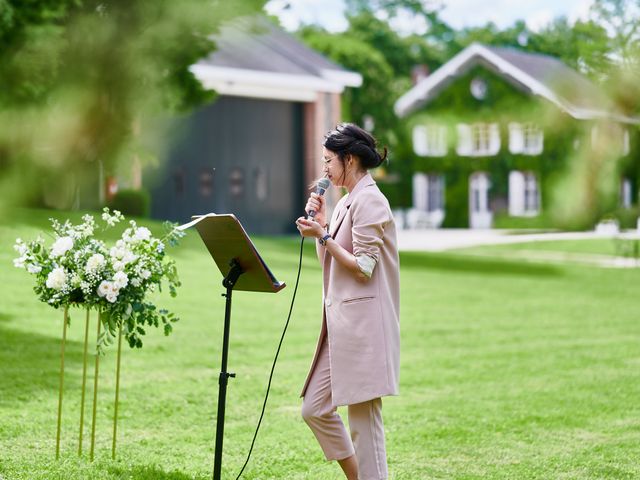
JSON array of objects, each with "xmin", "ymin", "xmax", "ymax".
[{"xmin": 178, "ymin": 213, "xmax": 286, "ymax": 480}]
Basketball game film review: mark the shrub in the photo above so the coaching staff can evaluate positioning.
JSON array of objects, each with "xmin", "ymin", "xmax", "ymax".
[{"xmin": 107, "ymin": 189, "xmax": 150, "ymax": 218}]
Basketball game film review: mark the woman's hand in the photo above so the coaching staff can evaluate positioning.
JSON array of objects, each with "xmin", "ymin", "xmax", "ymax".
[
  {"xmin": 305, "ymin": 193, "xmax": 326, "ymax": 228},
  {"xmin": 296, "ymin": 217, "xmax": 325, "ymax": 239}
]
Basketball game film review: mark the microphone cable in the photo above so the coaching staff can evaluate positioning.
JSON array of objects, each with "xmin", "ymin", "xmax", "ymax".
[{"xmin": 234, "ymin": 235, "xmax": 306, "ymax": 479}]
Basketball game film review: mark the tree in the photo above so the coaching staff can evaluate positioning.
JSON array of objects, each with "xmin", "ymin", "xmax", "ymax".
[
  {"xmin": 590, "ymin": 0, "xmax": 640, "ymax": 67},
  {"xmin": 0, "ymin": 0, "xmax": 266, "ymax": 210}
]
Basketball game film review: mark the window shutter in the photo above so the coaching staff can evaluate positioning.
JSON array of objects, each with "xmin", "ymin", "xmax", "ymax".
[
  {"xmin": 509, "ymin": 171, "xmax": 525, "ymax": 216},
  {"xmin": 413, "ymin": 126, "xmax": 428, "ymax": 156},
  {"xmin": 412, "ymin": 173, "xmax": 428, "ymax": 211},
  {"xmin": 456, "ymin": 124, "xmax": 472, "ymax": 156},
  {"xmin": 488, "ymin": 123, "xmax": 500, "ymax": 155},
  {"xmin": 509, "ymin": 123, "xmax": 524, "ymax": 154}
]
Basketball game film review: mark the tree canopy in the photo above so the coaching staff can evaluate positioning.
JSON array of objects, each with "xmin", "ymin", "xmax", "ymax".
[{"xmin": 0, "ymin": 0, "xmax": 266, "ymax": 209}]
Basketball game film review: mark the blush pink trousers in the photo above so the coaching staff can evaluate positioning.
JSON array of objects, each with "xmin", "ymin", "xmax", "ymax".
[{"xmin": 301, "ymin": 337, "xmax": 388, "ymax": 480}]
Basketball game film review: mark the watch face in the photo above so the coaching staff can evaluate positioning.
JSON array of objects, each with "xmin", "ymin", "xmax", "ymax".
[{"xmin": 470, "ymin": 77, "xmax": 488, "ymax": 100}]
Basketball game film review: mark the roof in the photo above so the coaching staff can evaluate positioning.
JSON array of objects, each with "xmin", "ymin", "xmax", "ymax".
[
  {"xmin": 190, "ymin": 16, "xmax": 362, "ymax": 102},
  {"xmin": 394, "ymin": 43, "xmax": 639, "ymax": 124}
]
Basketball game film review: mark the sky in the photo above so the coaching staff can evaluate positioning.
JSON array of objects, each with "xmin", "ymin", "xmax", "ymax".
[{"xmin": 265, "ymin": 0, "xmax": 595, "ymax": 33}]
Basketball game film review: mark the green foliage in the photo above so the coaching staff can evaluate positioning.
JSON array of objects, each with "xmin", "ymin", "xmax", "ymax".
[
  {"xmin": 606, "ymin": 206, "xmax": 640, "ymax": 229},
  {"xmin": 0, "ymin": 0, "xmax": 266, "ymax": 210},
  {"xmin": 492, "ymin": 212, "xmax": 556, "ymax": 230},
  {"xmin": 107, "ymin": 189, "xmax": 151, "ymax": 218},
  {"xmin": 3, "ymin": 211, "xmax": 640, "ymax": 478},
  {"xmin": 453, "ymin": 18, "xmax": 612, "ymax": 79},
  {"xmin": 299, "ymin": 27, "xmax": 395, "ymax": 134}
]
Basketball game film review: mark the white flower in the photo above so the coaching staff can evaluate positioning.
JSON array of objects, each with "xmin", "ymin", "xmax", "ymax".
[
  {"xmin": 106, "ymin": 293, "xmax": 118, "ymax": 303},
  {"xmin": 51, "ymin": 236, "xmax": 74, "ymax": 257},
  {"xmin": 133, "ymin": 227, "xmax": 151, "ymax": 242},
  {"xmin": 13, "ymin": 256, "xmax": 26, "ymax": 268},
  {"xmin": 85, "ymin": 253, "xmax": 106, "ymax": 273},
  {"xmin": 13, "ymin": 240, "xmax": 28, "ymax": 256},
  {"xmin": 131, "ymin": 277, "xmax": 142, "ymax": 287},
  {"xmin": 102, "ymin": 208, "xmax": 123, "ymax": 227},
  {"xmin": 113, "ymin": 261, "xmax": 125, "ymax": 272},
  {"xmin": 27, "ymin": 263, "xmax": 42, "ymax": 274},
  {"xmin": 97, "ymin": 280, "xmax": 112, "ymax": 297},
  {"xmin": 140, "ymin": 269, "xmax": 151, "ymax": 280},
  {"xmin": 113, "ymin": 271, "xmax": 129, "ymax": 289},
  {"xmin": 122, "ymin": 251, "xmax": 137, "ymax": 264},
  {"xmin": 46, "ymin": 267, "xmax": 67, "ymax": 290}
]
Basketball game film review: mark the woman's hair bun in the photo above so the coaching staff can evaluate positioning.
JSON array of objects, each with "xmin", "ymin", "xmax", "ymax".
[{"xmin": 323, "ymin": 123, "xmax": 388, "ymax": 169}]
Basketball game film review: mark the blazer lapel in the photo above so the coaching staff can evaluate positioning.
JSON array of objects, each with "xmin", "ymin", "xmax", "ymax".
[
  {"xmin": 329, "ymin": 174, "xmax": 376, "ymax": 237},
  {"xmin": 329, "ymin": 202, "xmax": 348, "ymax": 237}
]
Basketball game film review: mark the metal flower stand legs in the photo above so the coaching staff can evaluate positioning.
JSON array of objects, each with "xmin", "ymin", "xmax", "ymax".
[
  {"xmin": 55, "ymin": 306, "xmax": 69, "ymax": 460},
  {"xmin": 112, "ymin": 325, "xmax": 123, "ymax": 460},
  {"xmin": 78, "ymin": 308, "xmax": 90, "ymax": 455},
  {"xmin": 89, "ymin": 311, "xmax": 101, "ymax": 461},
  {"xmin": 55, "ymin": 308, "xmax": 124, "ymax": 461}
]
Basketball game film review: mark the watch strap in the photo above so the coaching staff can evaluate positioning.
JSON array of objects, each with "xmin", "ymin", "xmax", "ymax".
[{"xmin": 319, "ymin": 233, "xmax": 331, "ymax": 246}]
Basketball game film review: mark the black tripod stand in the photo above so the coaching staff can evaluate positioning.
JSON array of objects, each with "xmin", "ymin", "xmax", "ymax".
[
  {"xmin": 178, "ymin": 213, "xmax": 285, "ymax": 480},
  {"xmin": 213, "ymin": 259, "xmax": 244, "ymax": 480}
]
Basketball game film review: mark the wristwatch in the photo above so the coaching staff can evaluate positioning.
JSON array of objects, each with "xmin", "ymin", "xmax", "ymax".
[{"xmin": 318, "ymin": 233, "xmax": 332, "ymax": 246}]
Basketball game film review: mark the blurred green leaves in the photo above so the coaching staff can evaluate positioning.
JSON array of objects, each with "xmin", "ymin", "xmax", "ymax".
[{"xmin": 0, "ymin": 0, "xmax": 265, "ymax": 211}]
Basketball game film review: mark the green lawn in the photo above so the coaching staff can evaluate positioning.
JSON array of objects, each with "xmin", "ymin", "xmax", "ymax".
[
  {"xmin": 456, "ymin": 239, "xmax": 624, "ymax": 257},
  {"xmin": 1, "ymin": 210, "xmax": 639, "ymax": 479}
]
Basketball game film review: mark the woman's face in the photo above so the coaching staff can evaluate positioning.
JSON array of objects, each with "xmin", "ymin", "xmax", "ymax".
[{"xmin": 322, "ymin": 147, "xmax": 346, "ymax": 187}]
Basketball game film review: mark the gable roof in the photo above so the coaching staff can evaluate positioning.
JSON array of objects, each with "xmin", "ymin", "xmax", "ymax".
[
  {"xmin": 394, "ymin": 43, "xmax": 639, "ymax": 124},
  {"xmin": 190, "ymin": 16, "xmax": 362, "ymax": 102}
]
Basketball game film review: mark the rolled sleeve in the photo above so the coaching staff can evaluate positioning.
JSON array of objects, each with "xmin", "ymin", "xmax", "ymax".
[
  {"xmin": 355, "ymin": 254, "xmax": 377, "ymax": 278},
  {"xmin": 351, "ymin": 194, "xmax": 390, "ymax": 278}
]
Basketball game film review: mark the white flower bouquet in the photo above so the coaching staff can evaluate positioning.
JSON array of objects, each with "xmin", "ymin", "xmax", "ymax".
[{"xmin": 14, "ymin": 208, "xmax": 184, "ymax": 352}]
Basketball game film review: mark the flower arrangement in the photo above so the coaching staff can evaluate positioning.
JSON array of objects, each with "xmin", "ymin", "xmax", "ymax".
[{"xmin": 13, "ymin": 208, "xmax": 184, "ymax": 352}]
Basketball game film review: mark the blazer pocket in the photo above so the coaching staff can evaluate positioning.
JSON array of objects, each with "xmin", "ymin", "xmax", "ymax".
[{"xmin": 342, "ymin": 295, "xmax": 375, "ymax": 305}]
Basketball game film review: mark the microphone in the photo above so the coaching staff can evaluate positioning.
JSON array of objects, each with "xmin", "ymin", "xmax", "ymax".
[{"xmin": 307, "ymin": 177, "xmax": 331, "ymax": 219}]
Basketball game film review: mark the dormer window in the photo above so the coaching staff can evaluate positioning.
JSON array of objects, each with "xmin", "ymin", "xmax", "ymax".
[
  {"xmin": 413, "ymin": 124, "xmax": 447, "ymax": 157},
  {"xmin": 509, "ymin": 122, "xmax": 543, "ymax": 155},
  {"xmin": 456, "ymin": 123, "xmax": 500, "ymax": 156}
]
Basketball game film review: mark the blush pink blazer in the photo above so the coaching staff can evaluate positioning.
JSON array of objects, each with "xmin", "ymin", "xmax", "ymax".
[{"xmin": 301, "ymin": 173, "xmax": 400, "ymax": 406}]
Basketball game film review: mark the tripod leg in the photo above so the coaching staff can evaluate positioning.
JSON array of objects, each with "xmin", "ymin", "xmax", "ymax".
[{"xmin": 213, "ymin": 287, "xmax": 236, "ymax": 480}]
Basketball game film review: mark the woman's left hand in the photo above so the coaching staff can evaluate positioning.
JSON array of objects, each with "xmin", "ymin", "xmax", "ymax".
[{"xmin": 296, "ymin": 217, "xmax": 325, "ymax": 239}]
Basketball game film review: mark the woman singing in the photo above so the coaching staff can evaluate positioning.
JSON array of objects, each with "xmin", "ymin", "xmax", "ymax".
[{"xmin": 295, "ymin": 123, "xmax": 400, "ymax": 480}]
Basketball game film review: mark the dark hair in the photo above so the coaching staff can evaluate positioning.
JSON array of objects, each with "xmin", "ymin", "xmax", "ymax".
[{"xmin": 323, "ymin": 123, "xmax": 388, "ymax": 169}]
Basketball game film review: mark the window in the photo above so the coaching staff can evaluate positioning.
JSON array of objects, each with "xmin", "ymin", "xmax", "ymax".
[
  {"xmin": 509, "ymin": 122, "xmax": 543, "ymax": 155},
  {"xmin": 412, "ymin": 173, "xmax": 428, "ymax": 211},
  {"xmin": 413, "ymin": 125, "xmax": 447, "ymax": 157},
  {"xmin": 469, "ymin": 172, "xmax": 490, "ymax": 213},
  {"xmin": 253, "ymin": 167, "xmax": 268, "ymax": 201},
  {"xmin": 509, "ymin": 171, "xmax": 540, "ymax": 216},
  {"xmin": 592, "ymin": 125, "xmax": 630, "ymax": 156},
  {"xmin": 412, "ymin": 173, "xmax": 444, "ymax": 212},
  {"xmin": 229, "ymin": 167, "xmax": 245, "ymax": 198},
  {"xmin": 427, "ymin": 175, "xmax": 445, "ymax": 212},
  {"xmin": 199, "ymin": 168, "xmax": 214, "ymax": 197},
  {"xmin": 524, "ymin": 172, "xmax": 539, "ymax": 213},
  {"xmin": 456, "ymin": 123, "xmax": 500, "ymax": 156}
]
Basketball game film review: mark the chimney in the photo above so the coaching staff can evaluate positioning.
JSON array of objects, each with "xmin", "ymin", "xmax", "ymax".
[{"xmin": 411, "ymin": 64, "xmax": 429, "ymax": 85}]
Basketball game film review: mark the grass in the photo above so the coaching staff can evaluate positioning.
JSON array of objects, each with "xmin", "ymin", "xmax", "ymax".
[
  {"xmin": 455, "ymin": 239, "xmax": 623, "ymax": 257},
  {"xmin": 1, "ymin": 209, "xmax": 640, "ymax": 479}
]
